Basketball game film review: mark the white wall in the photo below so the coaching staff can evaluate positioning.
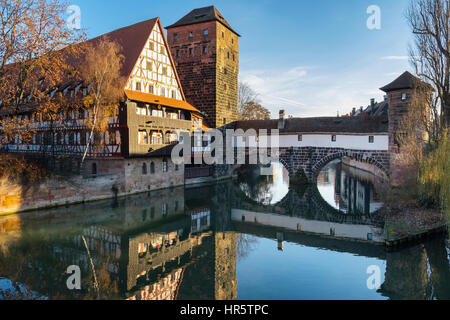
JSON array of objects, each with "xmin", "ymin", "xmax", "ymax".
[{"xmin": 235, "ymin": 134, "xmax": 389, "ymax": 151}]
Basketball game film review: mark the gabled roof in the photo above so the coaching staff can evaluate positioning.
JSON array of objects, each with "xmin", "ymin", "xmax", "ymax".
[
  {"xmin": 87, "ymin": 18, "xmax": 159, "ymax": 79},
  {"xmin": 380, "ymin": 71, "xmax": 427, "ymax": 93},
  {"xmin": 165, "ymin": 6, "xmax": 240, "ymax": 36}
]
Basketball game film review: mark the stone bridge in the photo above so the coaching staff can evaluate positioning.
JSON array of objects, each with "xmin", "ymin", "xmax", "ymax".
[{"xmin": 231, "ymin": 115, "xmax": 391, "ymax": 182}]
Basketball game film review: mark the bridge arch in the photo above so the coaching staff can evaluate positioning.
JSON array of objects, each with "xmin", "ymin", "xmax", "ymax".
[{"xmin": 311, "ymin": 151, "xmax": 389, "ymax": 183}]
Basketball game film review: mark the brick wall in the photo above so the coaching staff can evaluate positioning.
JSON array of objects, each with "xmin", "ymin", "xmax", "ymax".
[{"xmin": 167, "ymin": 20, "xmax": 239, "ymax": 128}]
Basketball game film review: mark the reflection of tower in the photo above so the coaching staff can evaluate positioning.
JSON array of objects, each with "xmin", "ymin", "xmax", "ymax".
[{"xmin": 214, "ymin": 232, "xmax": 238, "ymax": 300}]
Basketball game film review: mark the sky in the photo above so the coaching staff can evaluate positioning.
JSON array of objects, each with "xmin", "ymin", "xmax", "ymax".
[{"xmin": 73, "ymin": 0, "xmax": 414, "ymax": 118}]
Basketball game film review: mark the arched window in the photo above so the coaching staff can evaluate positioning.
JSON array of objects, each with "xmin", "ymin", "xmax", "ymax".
[
  {"xmin": 92, "ymin": 163, "xmax": 97, "ymax": 175},
  {"xmin": 150, "ymin": 162, "xmax": 155, "ymax": 174},
  {"xmin": 142, "ymin": 163, "xmax": 147, "ymax": 175}
]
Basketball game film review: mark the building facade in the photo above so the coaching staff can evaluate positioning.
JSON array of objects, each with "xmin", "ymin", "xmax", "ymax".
[{"xmin": 166, "ymin": 6, "xmax": 240, "ymax": 128}]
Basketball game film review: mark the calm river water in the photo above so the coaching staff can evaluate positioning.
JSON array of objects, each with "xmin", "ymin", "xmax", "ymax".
[{"xmin": 0, "ymin": 161, "xmax": 449, "ymax": 300}]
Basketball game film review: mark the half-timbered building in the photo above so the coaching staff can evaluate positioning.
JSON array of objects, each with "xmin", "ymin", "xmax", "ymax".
[{"xmin": 0, "ymin": 17, "xmax": 206, "ymax": 179}]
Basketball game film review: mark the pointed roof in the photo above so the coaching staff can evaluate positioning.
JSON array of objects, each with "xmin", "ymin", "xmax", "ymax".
[
  {"xmin": 380, "ymin": 71, "xmax": 425, "ymax": 93},
  {"xmin": 165, "ymin": 6, "xmax": 240, "ymax": 36},
  {"xmin": 86, "ymin": 18, "xmax": 158, "ymax": 79}
]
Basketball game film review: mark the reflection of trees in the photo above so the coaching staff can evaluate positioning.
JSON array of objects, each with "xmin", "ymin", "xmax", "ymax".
[
  {"xmin": 237, "ymin": 165, "xmax": 273, "ymax": 205},
  {"xmin": 236, "ymin": 234, "xmax": 259, "ymax": 260},
  {"xmin": 380, "ymin": 236, "xmax": 450, "ymax": 300}
]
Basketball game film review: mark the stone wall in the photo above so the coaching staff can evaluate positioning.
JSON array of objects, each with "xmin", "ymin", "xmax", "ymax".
[
  {"xmin": 0, "ymin": 157, "xmax": 184, "ymax": 215},
  {"xmin": 167, "ymin": 20, "xmax": 239, "ymax": 128},
  {"xmin": 279, "ymin": 147, "xmax": 390, "ymax": 182}
]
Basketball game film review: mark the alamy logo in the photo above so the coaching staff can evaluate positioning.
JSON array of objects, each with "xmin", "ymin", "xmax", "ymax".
[
  {"xmin": 171, "ymin": 129, "xmax": 281, "ymax": 175},
  {"xmin": 366, "ymin": 265, "xmax": 381, "ymax": 290},
  {"xmin": 366, "ymin": 5, "xmax": 381, "ymax": 30},
  {"xmin": 67, "ymin": 5, "xmax": 81, "ymax": 30},
  {"xmin": 66, "ymin": 265, "xmax": 81, "ymax": 290}
]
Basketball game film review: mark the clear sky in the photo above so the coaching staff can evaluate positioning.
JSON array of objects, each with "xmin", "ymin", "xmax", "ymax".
[{"xmin": 73, "ymin": 0, "xmax": 413, "ymax": 118}]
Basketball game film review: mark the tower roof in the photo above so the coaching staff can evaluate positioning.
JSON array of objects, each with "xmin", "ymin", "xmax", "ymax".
[
  {"xmin": 380, "ymin": 71, "xmax": 426, "ymax": 93},
  {"xmin": 165, "ymin": 6, "xmax": 240, "ymax": 36}
]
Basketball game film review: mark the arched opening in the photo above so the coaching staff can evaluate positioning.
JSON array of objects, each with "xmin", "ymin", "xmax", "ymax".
[
  {"xmin": 142, "ymin": 163, "xmax": 147, "ymax": 175},
  {"xmin": 150, "ymin": 162, "xmax": 155, "ymax": 174},
  {"xmin": 235, "ymin": 162, "xmax": 289, "ymax": 206},
  {"xmin": 316, "ymin": 159, "xmax": 385, "ymax": 215}
]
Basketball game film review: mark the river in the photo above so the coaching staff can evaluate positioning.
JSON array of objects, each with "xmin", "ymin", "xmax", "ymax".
[{"xmin": 0, "ymin": 161, "xmax": 449, "ymax": 300}]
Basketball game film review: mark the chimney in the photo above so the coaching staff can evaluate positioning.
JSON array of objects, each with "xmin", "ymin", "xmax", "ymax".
[
  {"xmin": 352, "ymin": 107, "xmax": 356, "ymax": 116},
  {"xmin": 370, "ymin": 98, "xmax": 375, "ymax": 107},
  {"xmin": 278, "ymin": 110, "xmax": 286, "ymax": 129}
]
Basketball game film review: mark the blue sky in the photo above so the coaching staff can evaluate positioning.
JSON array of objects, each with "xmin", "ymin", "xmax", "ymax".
[{"xmin": 73, "ymin": 0, "xmax": 413, "ymax": 117}]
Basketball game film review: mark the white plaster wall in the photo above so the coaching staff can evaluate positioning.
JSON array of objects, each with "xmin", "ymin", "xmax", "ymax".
[{"xmin": 235, "ymin": 134, "xmax": 389, "ymax": 151}]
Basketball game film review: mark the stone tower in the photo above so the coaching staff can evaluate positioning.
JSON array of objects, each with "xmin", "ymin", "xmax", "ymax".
[
  {"xmin": 166, "ymin": 6, "xmax": 240, "ymax": 128},
  {"xmin": 380, "ymin": 71, "xmax": 432, "ymax": 185}
]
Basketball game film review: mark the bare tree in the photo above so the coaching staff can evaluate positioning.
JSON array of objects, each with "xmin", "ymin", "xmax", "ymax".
[
  {"xmin": 78, "ymin": 38, "xmax": 125, "ymax": 164},
  {"xmin": 238, "ymin": 81, "xmax": 260, "ymax": 115},
  {"xmin": 407, "ymin": 0, "xmax": 450, "ymax": 130}
]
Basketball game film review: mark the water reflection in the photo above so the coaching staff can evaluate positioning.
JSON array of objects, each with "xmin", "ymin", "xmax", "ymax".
[
  {"xmin": 317, "ymin": 160, "xmax": 384, "ymax": 214},
  {"xmin": 0, "ymin": 178, "xmax": 448, "ymax": 300},
  {"xmin": 237, "ymin": 162, "xmax": 289, "ymax": 205}
]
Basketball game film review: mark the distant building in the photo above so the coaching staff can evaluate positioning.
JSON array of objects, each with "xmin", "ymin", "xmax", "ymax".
[{"xmin": 166, "ymin": 6, "xmax": 240, "ymax": 128}]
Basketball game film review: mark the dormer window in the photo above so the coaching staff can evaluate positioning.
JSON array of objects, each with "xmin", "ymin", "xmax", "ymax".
[{"xmin": 401, "ymin": 93, "xmax": 407, "ymax": 101}]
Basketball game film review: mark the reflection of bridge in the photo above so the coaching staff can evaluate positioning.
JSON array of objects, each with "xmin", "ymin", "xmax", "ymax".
[{"xmin": 1, "ymin": 181, "xmax": 449, "ymax": 300}]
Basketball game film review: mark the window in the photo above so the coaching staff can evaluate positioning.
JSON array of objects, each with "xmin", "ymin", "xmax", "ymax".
[
  {"xmin": 162, "ymin": 203, "xmax": 168, "ymax": 216},
  {"xmin": 369, "ymin": 136, "xmax": 374, "ymax": 143},
  {"xmin": 223, "ymin": 118, "xmax": 227, "ymax": 125},
  {"xmin": 171, "ymin": 90, "xmax": 176, "ymax": 99},
  {"xmin": 222, "ymin": 31, "xmax": 224, "ymax": 38},
  {"xmin": 203, "ymin": 47, "xmax": 207, "ymax": 54},
  {"xmin": 146, "ymin": 60, "xmax": 152, "ymax": 71},
  {"xmin": 189, "ymin": 31, "xmax": 193, "ymax": 38},
  {"xmin": 162, "ymin": 159, "xmax": 168, "ymax": 172},
  {"xmin": 176, "ymin": 50, "xmax": 180, "ymax": 57},
  {"xmin": 109, "ymin": 131, "xmax": 116, "ymax": 145},
  {"xmin": 150, "ymin": 162, "xmax": 155, "ymax": 174},
  {"xmin": 160, "ymin": 46, "xmax": 165, "ymax": 55},
  {"xmin": 142, "ymin": 163, "xmax": 147, "ymax": 175},
  {"xmin": 162, "ymin": 67, "xmax": 167, "ymax": 76},
  {"xmin": 160, "ymin": 87, "xmax": 166, "ymax": 97},
  {"xmin": 149, "ymin": 42, "xmax": 154, "ymax": 50},
  {"xmin": 175, "ymin": 164, "xmax": 179, "ymax": 171},
  {"xmin": 401, "ymin": 92, "xmax": 407, "ymax": 101},
  {"xmin": 173, "ymin": 33, "xmax": 178, "ymax": 41},
  {"xmin": 138, "ymin": 130, "xmax": 148, "ymax": 145},
  {"xmin": 331, "ymin": 135, "xmax": 337, "ymax": 142},
  {"xmin": 189, "ymin": 48, "xmax": 193, "ymax": 56},
  {"xmin": 204, "ymin": 29, "xmax": 208, "ymax": 36},
  {"xmin": 148, "ymin": 85, "xmax": 154, "ymax": 94},
  {"xmin": 135, "ymin": 82, "xmax": 142, "ymax": 91},
  {"xmin": 298, "ymin": 134, "xmax": 303, "ymax": 142}
]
